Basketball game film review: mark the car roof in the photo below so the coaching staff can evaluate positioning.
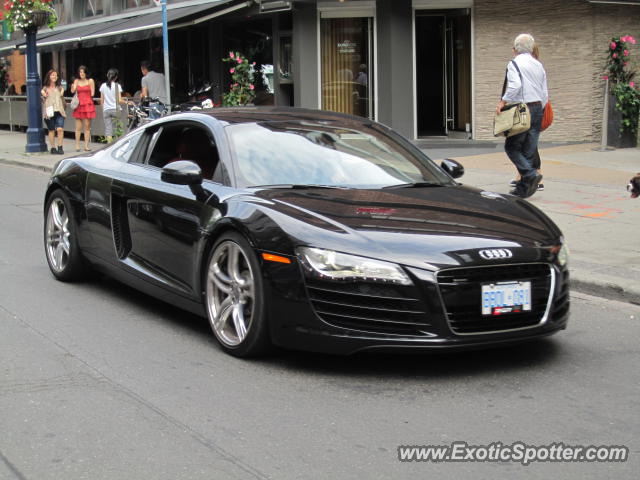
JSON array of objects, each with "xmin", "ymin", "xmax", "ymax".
[{"xmin": 189, "ymin": 106, "xmax": 374, "ymax": 127}]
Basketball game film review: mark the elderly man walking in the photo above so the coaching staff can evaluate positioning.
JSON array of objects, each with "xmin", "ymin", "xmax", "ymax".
[{"xmin": 496, "ymin": 33, "xmax": 548, "ymax": 198}]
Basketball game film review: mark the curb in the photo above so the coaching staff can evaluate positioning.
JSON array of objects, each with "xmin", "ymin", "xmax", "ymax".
[
  {"xmin": 570, "ymin": 276, "xmax": 640, "ymax": 306},
  {"xmin": 0, "ymin": 157, "xmax": 54, "ymax": 173}
]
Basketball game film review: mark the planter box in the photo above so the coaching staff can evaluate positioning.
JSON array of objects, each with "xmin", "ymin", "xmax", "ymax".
[{"xmin": 607, "ymin": 93, "xmax": 638, "ymax": 148}]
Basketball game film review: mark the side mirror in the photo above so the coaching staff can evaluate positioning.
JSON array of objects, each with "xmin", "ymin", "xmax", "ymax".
[
  {"xmin": 440, "ymin": 158, "xmax": 465, "ymax": 179},
  {"xmin": 161, "ymin": 160, "xmax": 203, "ymax": 186}
]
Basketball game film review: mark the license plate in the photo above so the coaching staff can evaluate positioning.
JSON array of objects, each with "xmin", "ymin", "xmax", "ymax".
[{"xmin": 481, "ymin": 281, "xmax": 531, "ymax": 315}]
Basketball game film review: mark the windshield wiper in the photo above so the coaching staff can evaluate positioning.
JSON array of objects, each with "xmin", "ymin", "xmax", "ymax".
[
  {"xmin": 248, "ymin": 184, "xmax": 351, "ymax": 190},
  {"xmin": 382, "ymin": 181, "xmax": 443, "ymax": 189}
]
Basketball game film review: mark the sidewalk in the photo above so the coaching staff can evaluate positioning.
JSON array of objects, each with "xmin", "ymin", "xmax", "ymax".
[
  {"xmin": 1, "ymin": 129, "xmax": 639, "ymax": 304},
  {"xmin": 421, "ymin": 140, "xmax": 640, "ymax": 304}
]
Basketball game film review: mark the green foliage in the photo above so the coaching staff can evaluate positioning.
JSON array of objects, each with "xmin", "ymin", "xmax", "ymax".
[
  {"xmin": 612, "ymin": 82, "xmax": 640, "ymax": 134},
  {"xmin": 1, "ymin": 0, "xmax": 58, "ymax": 33},
  {"xmin": 98, "ymin": 118, "xmax": 125, "ymax": 143},
  {"xmin": 605, "ymin": 35, "xmax": 639, "ymax": 135},
  {"xmin": 222, "ymin": 51, "xmax": 255, "ymax": 107}
]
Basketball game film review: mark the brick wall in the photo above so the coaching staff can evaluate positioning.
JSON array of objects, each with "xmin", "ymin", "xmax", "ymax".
[{"xmin": 473, "ymin": 0, "xmax": 640, "ymax": 142}]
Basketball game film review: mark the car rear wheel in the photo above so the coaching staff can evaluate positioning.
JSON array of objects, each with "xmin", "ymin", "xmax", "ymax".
[
  {"xmin": 205, "ymin": 232, "xmax": 270, "ymax": 357},
  {"xmin": 44, "ymin": 190, "xmax": 88, "ymax": 281}
]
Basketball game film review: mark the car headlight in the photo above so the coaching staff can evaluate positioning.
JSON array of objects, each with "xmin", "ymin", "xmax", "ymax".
[
  {"xmin": 297, "ymin": 247, "xmax": 412, "ymax": 285},
  {"xmin": 553, "ymin": 243, "xmax": 569, "ymax": 266}
]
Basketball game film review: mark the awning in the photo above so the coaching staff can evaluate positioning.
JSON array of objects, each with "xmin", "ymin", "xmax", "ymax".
[
  {"xmin": 9, "ymin": 0, "xmax": 251, "ymax": 52},
  {"xmin": 0, "ymin": 39, "xmax": 17, "ymax": 54}
]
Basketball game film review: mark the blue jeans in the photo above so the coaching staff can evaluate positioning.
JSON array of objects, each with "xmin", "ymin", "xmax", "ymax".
[
  {"xmin": 504, "ymin": 103, "xmax": 543, "ymax": 180},
  {"xmin": 44, "ymin": 111, "xmax": 65, "ymax": 130}
]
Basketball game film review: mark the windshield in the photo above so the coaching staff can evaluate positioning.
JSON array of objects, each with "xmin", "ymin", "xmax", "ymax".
[{"xmin": 225, "ymin": 121, "xmax": 453, "ymax": 188}]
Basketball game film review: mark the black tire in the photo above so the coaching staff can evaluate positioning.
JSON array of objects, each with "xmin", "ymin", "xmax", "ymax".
[
  {"xmin": 204, "ymin": 232, "xmax": 271, "ymax": 357},
  {"xmin": 44, "ymin": 190, "xmax": 89, "ymax": 282}
]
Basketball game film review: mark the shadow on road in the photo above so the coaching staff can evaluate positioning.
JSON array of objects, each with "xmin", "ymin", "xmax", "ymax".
[
  {"xmin": 89, "ymin": 275, "xmax": 562, "ymax": 379},
  {"xmin": 263, "ymin": 339, "xmax": 561, "ymax": 380}
]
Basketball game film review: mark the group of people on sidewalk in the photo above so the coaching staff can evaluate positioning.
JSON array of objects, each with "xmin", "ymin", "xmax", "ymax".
[
  {"xmin": 40, "ymin": 60, "xmax": 168, "ymax": 154},
  {"xmin": 37, "ymin": 35, "xmax": 552, "ymax": 203}
]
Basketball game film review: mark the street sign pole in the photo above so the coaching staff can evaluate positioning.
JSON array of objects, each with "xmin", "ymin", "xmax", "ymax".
[{"xmin": 161, "ymin": 0, "xmax": 171, "ymax": 112}]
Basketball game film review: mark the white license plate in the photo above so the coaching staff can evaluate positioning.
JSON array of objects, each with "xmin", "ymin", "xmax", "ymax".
[{"xmin": 481, "ymin": 281, "xmax": 531, "ymax": 315}]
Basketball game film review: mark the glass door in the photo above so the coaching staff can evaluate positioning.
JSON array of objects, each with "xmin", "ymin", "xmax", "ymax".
[
  {"xmin": 415, "ymin": 10, "xmax": 471, "ymax": 137},
  {"xmin": 320, "ymin": 17, "xmax": 373, "ymax": 119}
]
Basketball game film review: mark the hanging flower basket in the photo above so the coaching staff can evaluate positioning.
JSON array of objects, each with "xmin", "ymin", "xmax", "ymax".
[
  {"xmin": 30, "ymin": 9, "xmax": 50, "ymax": 28},
  {"xmin": 1, "ymin": 0, "xmax": 58, "ymax": 33}
]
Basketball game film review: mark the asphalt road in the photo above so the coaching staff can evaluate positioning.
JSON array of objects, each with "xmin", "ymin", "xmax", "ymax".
[{"xmin": 1, "ymin": 164, "xmax": 639, "ymax": 480}]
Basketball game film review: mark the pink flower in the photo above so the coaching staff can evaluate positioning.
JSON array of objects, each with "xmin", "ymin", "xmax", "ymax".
[
  {"xmin": 229, "ymin": 52, "xmax": 235, "ymax": 59},
  {"xmin": 249, "ymin": 84, "xmax": 254, "ymax": 90},
  {"xmin": 612, "ymin": 53, "xmax": 617, "ymax": 58},
  {"xmin": 602, "ymin": 75, "xmax": 609, "ymax": 80},
  {"xmin": 237, "ymin": 58, "xmax": 243, "ymax": 64},
  {"xmin": 631, "ymin": 81, "xmax": 636, "ymax": 88},
  {"xmin": 624, "ymin": 49, "xmax": 629, "ymax": 56},
  {"xmin": 610, "ymin": 42, "xmax": 617, "ymax": 49},
  {"xmin": 229, "ymin": 68, "xmax": 235, "ymax": 74},
  {"xmin": 252, "ymin": 62, "xmax": 256, "ymax": 66}
]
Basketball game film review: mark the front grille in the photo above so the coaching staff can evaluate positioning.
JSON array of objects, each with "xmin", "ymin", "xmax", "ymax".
[
  {"xmin": 437, "ymin": 263, "xmax": 553, "ymax": 335},
  {"xmin": 304, "ymin": 278, "xmax": 432, "ymax": 335}
]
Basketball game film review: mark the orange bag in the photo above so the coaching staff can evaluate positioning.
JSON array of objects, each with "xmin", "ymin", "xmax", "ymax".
[{"xmin": 541, "ymin": 101, "xmax": 553, "ymax": 131}]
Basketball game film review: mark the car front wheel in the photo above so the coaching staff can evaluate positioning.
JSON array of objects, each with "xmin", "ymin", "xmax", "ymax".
[{"xmin": 204, "ymin": 232, "xmax": 270, "ymax": 357}]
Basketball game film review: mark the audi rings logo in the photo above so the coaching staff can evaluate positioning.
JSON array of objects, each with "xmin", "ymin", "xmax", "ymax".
[{"xmin": 479, "ymin": 248, "xmax": 513, "ymax": 260}]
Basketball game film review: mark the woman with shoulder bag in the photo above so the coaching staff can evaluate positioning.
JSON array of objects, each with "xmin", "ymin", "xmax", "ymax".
[
  {"xmin": 41, "ymin": 69, "xmax": 66, "ymax": 155},
  {"xmin": 71, "ymin": 65, "xmax": 96, "ymax": 152}
]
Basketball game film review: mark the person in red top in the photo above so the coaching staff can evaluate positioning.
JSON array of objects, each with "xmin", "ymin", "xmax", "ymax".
[{"xmin": 71, "ymin": 65, "xmax": 96, "ymax": 152}]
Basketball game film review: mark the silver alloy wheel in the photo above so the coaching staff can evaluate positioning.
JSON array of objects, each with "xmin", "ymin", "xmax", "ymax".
[
  {"xmin": 206, "ymin": 240, "xmax": 256, "ymax": 347},
  {"xmin": 45, "ymin": 197, "xmax": 71, "ymax": 273}
]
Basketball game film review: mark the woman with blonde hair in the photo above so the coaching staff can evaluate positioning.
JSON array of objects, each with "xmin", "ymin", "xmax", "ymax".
[
  {"xmin": 41, "ymin": 69, "xmax": 66, "ymax": 154},
  {"xmin": 71, "ymin": 65, "xmax": 96, "ymax": 151}
]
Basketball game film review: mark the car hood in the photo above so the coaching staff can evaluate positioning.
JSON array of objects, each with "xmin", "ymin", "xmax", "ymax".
[{"xmin": 251, "ymin": 185, "xmax": 562, "ymax": 269}]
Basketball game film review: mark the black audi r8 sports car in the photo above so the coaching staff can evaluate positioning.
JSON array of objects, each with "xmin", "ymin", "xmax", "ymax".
[{"xmin": 44, "ymin": 107, "xmax": 569, "ymax": 357}]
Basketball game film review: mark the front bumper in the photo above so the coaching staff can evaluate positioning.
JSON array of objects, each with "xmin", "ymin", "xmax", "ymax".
[{"xmin": 261, "ymin": 258, "xmax": 570, "ymax": 355}]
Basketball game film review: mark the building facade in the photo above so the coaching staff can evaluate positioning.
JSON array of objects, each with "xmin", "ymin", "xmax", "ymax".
[{"xmin": 1, "ymin": 0, "xmax": 639, "ymax": 142}]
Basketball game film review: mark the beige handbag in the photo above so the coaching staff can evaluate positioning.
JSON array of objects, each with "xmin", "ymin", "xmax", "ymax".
[
  {"xmin": 494, "ymin": 60, "xmax": 531, "ymax": 137},
  {"xmin": 494, "ymin": 102, "xmax": 530, "ymax": 137}
]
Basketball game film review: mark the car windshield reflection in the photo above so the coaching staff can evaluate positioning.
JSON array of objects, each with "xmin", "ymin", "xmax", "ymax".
[{"xmin": 226, "ymin": 121, "xmax": 452, "ymax": 189}]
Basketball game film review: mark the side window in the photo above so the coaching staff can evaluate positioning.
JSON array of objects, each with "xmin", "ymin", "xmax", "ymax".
[
  {"xmin": 111, "ymin": 130, "xmax": 143, "ymax": 162},
  {"xmin": 147, "ymin": 123, "xmax": 221, "ymax": 181}
]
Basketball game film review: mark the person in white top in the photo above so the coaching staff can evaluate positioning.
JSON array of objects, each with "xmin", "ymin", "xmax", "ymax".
[
  {"xmin": 495, "ymin": 33, "xmax": 548, "ymax": 198},
  {"xmin": 99, "ymin": 68, "xmax": 125, "ymax": 143}
]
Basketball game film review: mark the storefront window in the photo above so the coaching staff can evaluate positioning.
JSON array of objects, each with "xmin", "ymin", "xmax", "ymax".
[
  {"xmin": 126, "ymin": 0, "xmax": 153, "ymax": 8},
  {"xmin": 320, "ymin": 17, "xmax": 373, "ymax": 119},
  {"xmin": 84, "ymin": 0, "xmax": 104, "ymax": 17}
]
